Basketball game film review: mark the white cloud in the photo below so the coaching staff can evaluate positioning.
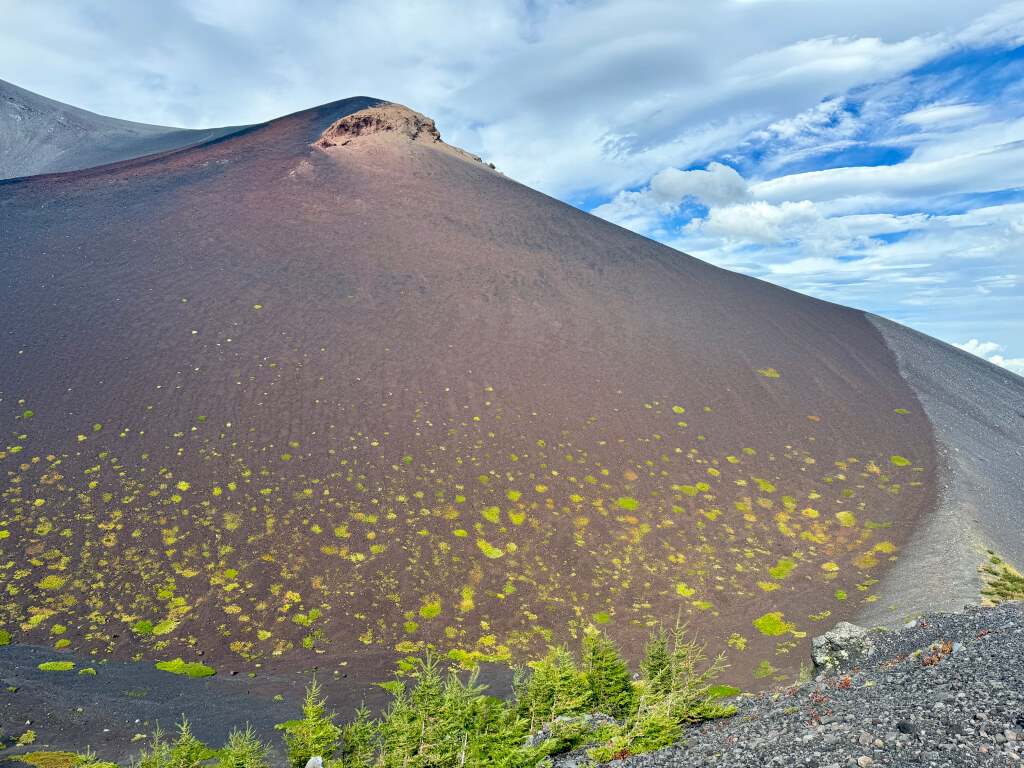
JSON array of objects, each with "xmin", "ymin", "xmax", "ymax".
[
  {"xmin": 750, "ymin": 128, "xmax": 1024, "ymax": 204},
  {"xmin": 955, "ymin": 340, "xmax": 1024, "ymax": 376},
  {"xmin": 592, "ymin": 162, "xmax": 749, "ymax": 228},
  {"xmin": 956, "ymin": 339, "xmax": 1004, "ymax": 357},
  {"xmin": 898, "ymin": 102, "xmax": 987, "ymax": 128}
]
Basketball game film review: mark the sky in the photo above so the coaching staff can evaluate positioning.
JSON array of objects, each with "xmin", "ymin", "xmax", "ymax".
[{"xmin": 2, "ymin": 0, "xmax": 1022, "ymax": 374}]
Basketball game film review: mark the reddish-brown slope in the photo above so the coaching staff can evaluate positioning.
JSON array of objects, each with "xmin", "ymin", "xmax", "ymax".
[{"xmin": 0, "ymin": 98, "xmax": 934, "ymax": 685}]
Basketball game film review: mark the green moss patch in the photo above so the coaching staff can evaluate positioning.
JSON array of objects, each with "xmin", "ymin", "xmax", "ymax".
[
  {"xmin": 753, "ymin": 612, "xmax": 795, "ymax": 636},
  {"xmin": 981, "ymin": 554, "xmax": 1024, "ymax": 604},
  {"xmin": 768, "ymin": 558, "xmax": 796, "ymax": 580},
  {"xmin": 708, "ymin": 685, "xmax": 740, "ymax": 699},
  {"xmin": 419, "ymin": 602, "xmax": 441, "ymax": 619},
  {"xmin": 37, "ymin": 661, "xmax": 75, "ymax": 671},
  {"xmin": 835, "ymin": 511, "xmax": 856, "ymax": 527},
  {"xmin": 890, "ymin": 455, "xmax": 911, "ymax": 466},
  {"xmin": 616, "ymin": 497, "xmax": 639, "ymax": 511},
  {"xmin": 155, "ymin": 658, "xmax": 216, "ymax": 677},
  {"xmin": 11, "ymin": 752, "xmax": 84, "ymax": 768}
]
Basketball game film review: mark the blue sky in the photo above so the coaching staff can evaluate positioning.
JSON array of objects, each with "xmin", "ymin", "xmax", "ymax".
[{"xmin": 2, "ymin": 0, "xmax": 1022, "ymax": 373}]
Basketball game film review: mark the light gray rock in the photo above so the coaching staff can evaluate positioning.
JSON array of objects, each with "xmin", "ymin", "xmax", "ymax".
[{"xmin": 811, "ymin": 622, "xmax": 875, "ymax": 671}]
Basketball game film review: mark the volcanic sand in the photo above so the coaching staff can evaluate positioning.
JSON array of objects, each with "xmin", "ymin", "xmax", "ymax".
[{"xmin": 0, "ymin": 96, "xmax": 949, "ymax": 716}]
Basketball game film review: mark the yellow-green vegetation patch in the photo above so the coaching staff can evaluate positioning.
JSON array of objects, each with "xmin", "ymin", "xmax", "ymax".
[
  {"xmin": 675, "ymin": 583, "xmax": 695, "ymax": 597},
  {"xmin": 616, "ymin": 496, "xmax": 639, "ymax": 510},
  {"xmin": 10, "ymin": 752, "xmax": 84, "ymax": 768},
  {"xmin": 475, "ymin": 539, "xmax": 504, "ymax": 558},
  {"xmin": 419, "ymin": 601, "xmax": 442, "ymax": 619},
  {"xmin": 835, "ymin": 590, "xmax": 848, "ymax": 600},
  {"xmin": 981, "ymin": 553, "xmax": 1024, "ymax": 604},
  {"xmin": 593, "ymin": 611, "xmax": 611, "ymax": 624},
  {"xmin": 37, "ymin": 575, "xmax": 67, "ymax": 590},
  {"xmin": 0, "ymin": 629, "xmax": 11, "ymax": 645},
  {"xmin": 481, "ymin": 506, "xmax": 501, "ymax": 524},
  {"xmin": 155, "ymin": 658, "xmax": 216, "ymax": 677},
  {"xmin": 753, "ymin": 612, "xmax": 795, "ymax": 636},
  {"xmin": 708, "ymin": 685, "xmax": 741, "ymax": 699},
  {"xmin": 78, "ymin": 668, "xmax": 97, "ymax": 675},
  {"xmin": 768, "ymin": 558, "xmax": 796, "ymax": 580},
  {"xmin": 754, "ymin": 660, "xmax": 779, "ymax": 678},
  {"xmin": 890, "ymin": 455, "xmax": 911, "ymax": 466},
  {"xmin": 37, "ymin": 661, "xmax": 75, "ymax": 671},
  {"xmin": 894, "ymin": 408, "xmax": 911, "ymax": 415},
  {"xmin": 758, "ymin": 367, "xmax": 780, "ymax": 378},
  {"xmin": 835, "ymin": 511, "xmax": 856, "ymax": 527}
]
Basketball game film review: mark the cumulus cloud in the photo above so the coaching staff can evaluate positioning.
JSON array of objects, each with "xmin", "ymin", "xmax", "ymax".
[
  {"xmin": 592, "ymin": 162, "xmax": 749, "ymax": 230},
  {"xmin": 956, "ymin": 339, "xmax": 1004, "ymax": 357},
  {"xmin": 955, "ymin": 340, "xmax": 1024, "ymax": 376}
]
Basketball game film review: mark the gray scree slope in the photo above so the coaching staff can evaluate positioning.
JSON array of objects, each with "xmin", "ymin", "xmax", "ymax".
[
  {"xmin": 859, "ymin": 315, "xmax": 1024, "ymax": 626},
  {"xmin": 0, "ymin": 78, "xmax": 247, "ymax": 180}
]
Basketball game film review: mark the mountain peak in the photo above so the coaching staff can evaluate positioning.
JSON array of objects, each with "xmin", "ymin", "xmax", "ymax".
[
  {"xmin": 312, "ymin": 101, "xmax": 484, "ymax": 164},
  {"xmin": 314, "ymin": 102, "xmax": 441, "ymax": 147}
]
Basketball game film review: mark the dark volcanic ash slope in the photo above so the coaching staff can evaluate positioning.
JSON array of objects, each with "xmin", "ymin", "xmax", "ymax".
[
  {"xmin": 0, "ymin": 94, "xmax": 977, "ymax": 689},
  {"xmin": 0, "ymin": 78, "xmax": 247, "ymax": 180}
]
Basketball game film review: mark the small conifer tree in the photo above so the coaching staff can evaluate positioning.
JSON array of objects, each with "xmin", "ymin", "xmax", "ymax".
[
  {"xmin": 217, "ymin": 724, "xmax": 270, "ymax": 768},
  {"xmin": 339, "ymin": 704, "xmax": 376, "ymax": 768},
  {"xmin": 581, "ymin": 627, "xmax": 635, "ymax": 718},
  {"xmin": 136, "ymin": 724, "xmax": 173, "ymax": 768},
  {"xmin": 282, "ymin": 678, "xmax": 342, "ymax": 768}
]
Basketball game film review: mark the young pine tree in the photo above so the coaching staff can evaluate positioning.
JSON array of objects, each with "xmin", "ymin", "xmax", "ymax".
[
  {"xmin": 217, "ymin": 724, "xmax": 270, "ymax": 768},
  {"xmin": 339, "ymin": 704, "xmax": 376, "ymax": 768},
  {"xmin": 376, "ymin": 683, "xmax": 420, "ymax": 768},
  {"xmin": 581, "ymin": 627, "xmax": 635, "ymax": 719},
  {"xmin": 515, "ymin": 646, "xmax": 589, "ymax": 732},
  {"xmin": 136, "ymin": 725, "xmax": 173, "ymax": 768},
  {"xmin": 639, "ymin": 627, "xmax": 672, "ymax": 700},
  {"xmin": 282, "ymin": 678, "xmax": 342, "ymax": 768},
  {"xmin": 665, "ymin": 620, "xmax": 733, "ymax": 723}
]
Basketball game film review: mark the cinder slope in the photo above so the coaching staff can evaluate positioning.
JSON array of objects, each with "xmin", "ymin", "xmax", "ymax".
[
  {"xmin": 0, "ymin": 78, "xmax": 247, "ymax": 179},
  {"xmin": 0, "ymin": 96, "xmax": 959, "ymax": 687},
  {"xmin": 858, "ymin": 317, "xmax": 1024, "ymax": 626}
]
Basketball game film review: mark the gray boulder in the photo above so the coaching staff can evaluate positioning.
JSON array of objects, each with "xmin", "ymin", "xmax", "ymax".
[{"xmin": 811, "ymin": 621, "xmax": 875, "ymax": 671}]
